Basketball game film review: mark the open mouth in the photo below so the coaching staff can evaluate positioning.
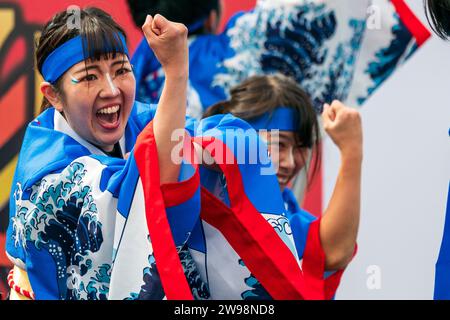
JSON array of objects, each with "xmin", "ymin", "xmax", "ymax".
[{"xmin": 96, "ymin": 105, "xmax": 121, "ymax": 129}]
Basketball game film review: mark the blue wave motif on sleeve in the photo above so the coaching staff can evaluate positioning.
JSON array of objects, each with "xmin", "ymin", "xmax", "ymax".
[
  {"xmin": 179, "ymin": 244, "xmax": 210, "ymax": 300},
  {"xmin": 314, "ymin": 18, "xmax": 365, "ymax": 111},
  {"xmin": 126, "ymin": 244, "xmax": 210, "ymax": 300},
  {"xmin": 215, "ymin": 3, "xmax": 366, "ymax": 114},
  {"xmin": 358, "ymin": 14, "xmax": 414, "ymax": 104},
  {"xmin": 261, "ymin": 4, "xmax": 336, "ymax": 81},
  {"xmin": 12, "ymin": 162, "xmax": 109, "ymax": 300},
  {"xmin": 126, "ymin": 254, "xmax": 165, "ymax": 300},
  {"xmin": 239, "ymin": 259, "xmax": 272, "ymax": 300}
]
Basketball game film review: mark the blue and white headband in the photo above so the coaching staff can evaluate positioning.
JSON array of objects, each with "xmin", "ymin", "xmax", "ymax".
[
  {"xmin": 41, "ymin": 33, "xmax": 129, "ymax": 84},
  {"xmin": 247, "ymin": 106, "xmax": 300, "ymax": 131}
]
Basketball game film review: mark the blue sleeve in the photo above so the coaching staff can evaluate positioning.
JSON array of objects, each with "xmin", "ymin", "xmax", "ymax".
[
  {"xmin": 282, "ymin": 187, "xmax": 318, "ymax": 259},
  {"xmin": 6, "ymin": 158, "xmax": 118, "ymax": 299},
  {"xmin": 289, "ymin": 208, "xmax": 317, "ymax": 259}
]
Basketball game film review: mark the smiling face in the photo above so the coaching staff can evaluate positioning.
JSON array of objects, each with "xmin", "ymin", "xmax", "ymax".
[
  {"xmin": 260, "ymin": 130, "xmax": 309, "ymax": 191},
  {"xmin": 54, "ymin": 54, "xmax": 135, "ymax": 152}
]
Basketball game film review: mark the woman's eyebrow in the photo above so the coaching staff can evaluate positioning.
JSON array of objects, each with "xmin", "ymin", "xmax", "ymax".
[
  {"xmin": 73, "ymin": 57, "xmax": 129, "ymax": 74},
  {"xmin": 110, "ymin": 54, "xmax": 130, "ymax": 66},
  {"xmin": 111, "ymin": 60, "xmax": 130, "ymax": 67},
  {"xmin": 73, "ymin": 65, "xmax": 100, "ymax": 75}
]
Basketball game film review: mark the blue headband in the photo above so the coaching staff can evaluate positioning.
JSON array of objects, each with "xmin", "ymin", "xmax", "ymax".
[
  {"xmin": 247, "ymin": 107, "xmax": 299, "ymax": 131},
  {"xmin": 42, "ymin": 33, "xmax": 129, "ymax": 84}
]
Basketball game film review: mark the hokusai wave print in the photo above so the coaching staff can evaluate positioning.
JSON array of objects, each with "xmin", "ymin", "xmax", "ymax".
[{"xmin": 11, "ymin": 162, "xmax": 110, "ymax": 300}]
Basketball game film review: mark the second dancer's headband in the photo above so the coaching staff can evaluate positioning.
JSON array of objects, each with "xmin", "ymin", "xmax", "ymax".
[{"xmin": 247, "ymin": 107, "xmax": 300, "ymax": 131}]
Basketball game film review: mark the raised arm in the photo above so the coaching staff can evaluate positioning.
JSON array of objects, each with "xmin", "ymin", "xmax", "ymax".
[
  {"xmin": 320, "ymin": 100, "xmax": 363, "ymax": 271},
  {"xmin": 142, "ymin": 14, "xmax": 189, "ymax": 184}
]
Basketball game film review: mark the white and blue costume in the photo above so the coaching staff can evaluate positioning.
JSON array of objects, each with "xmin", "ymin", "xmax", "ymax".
[
  {"xmin": 6, "ymin": 103, "xmax": 342, "ymax": 300},
  {"xmin": 132, "ymin": 0, "xmax": 430, "ymax": 119},
  {"xmin": 6, "ymin": 33, "xmax": 340, "ymax": 300}
]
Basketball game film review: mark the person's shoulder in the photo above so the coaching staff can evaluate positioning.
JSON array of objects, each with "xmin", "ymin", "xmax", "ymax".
[{"xmin": 26, "ymin": 107, "xmax": 55, "ymax": 130}]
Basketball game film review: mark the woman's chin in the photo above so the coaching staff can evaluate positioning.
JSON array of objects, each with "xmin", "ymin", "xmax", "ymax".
[{"xmin": 94, "ymin": 134, "xmax": 122, "ymax": 151}]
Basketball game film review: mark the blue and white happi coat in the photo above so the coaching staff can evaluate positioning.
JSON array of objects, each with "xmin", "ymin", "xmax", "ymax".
[
  {"xmin": 6, "ymin": 102, "xmax": 342, "ymax": 300},
  {"xmin": 132, "ymin": 0, "xmax": 430, "ymax": 119}
]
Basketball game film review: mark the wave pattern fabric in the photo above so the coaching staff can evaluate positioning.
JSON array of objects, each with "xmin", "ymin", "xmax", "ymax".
[
  {"xmin": 132, "ymin": 0, "xmax": 430, "ymax": 119},
  {"xmin": 7, "ymin": 102, "xmax": 340, "ymax": 300}
]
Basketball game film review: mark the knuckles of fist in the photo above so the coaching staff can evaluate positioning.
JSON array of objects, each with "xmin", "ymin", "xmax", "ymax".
[
  {"xmin": 142, "ymin": 14, "xmax": 188, "ymax": 40},
  {"xmin": 322, "ymin": 101, "xmax": 363, "ymax": 149},
  {"xmin": 141, "ymin": 14, "xmax": 188, "ymax": 72}
]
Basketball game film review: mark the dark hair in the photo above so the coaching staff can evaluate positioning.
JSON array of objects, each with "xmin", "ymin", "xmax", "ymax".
[
  {"xmin": 127, "ymin": 0, "xmax": 220, "ymax": 35},
  {"xmin": 204, "ymin": 74, "xmax": 321, "ymax": 188},
  {"xmin": 424, "ymin": 0, "xmax": 450, "ymax": 39},
  {"xmin": 36, "ymin": 7, "xmax": 127, "ymax": 112}
]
